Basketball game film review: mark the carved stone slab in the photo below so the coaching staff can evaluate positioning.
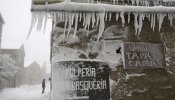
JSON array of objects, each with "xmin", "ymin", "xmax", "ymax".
[
  {"xmin": 51, "ymin": 61, "xmax": 110, "ymax": 100},
  {"xmin": 122, "ymin": 42, "xmax": 166, "ymax": 69}
]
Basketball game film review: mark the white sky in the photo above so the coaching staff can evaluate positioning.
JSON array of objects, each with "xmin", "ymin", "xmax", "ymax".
[{"xmin": 0, "ymin": 0, "xmax": 52, "ymax": 71}]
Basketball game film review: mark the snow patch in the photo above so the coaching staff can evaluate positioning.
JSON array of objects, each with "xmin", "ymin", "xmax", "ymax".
[
  {"xmin": 0, "ymin": 83, "xmax": 50, "ymax": 100},
  {"xmin": 126, "ymin": 73, "xmax": 146, "ymax": 80}
]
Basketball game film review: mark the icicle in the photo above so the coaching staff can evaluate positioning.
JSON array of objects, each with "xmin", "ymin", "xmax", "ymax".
[
  {"xmin": 92, "ymin": 0, "xmax": 94, "ymax": 3},
  {"xmin": 120, "ymin": 12, "xmax": 125, "ymax": 27},
  {"xmin": 116, "ymin": 0, "xmax": 118, "ymax": 4},
  {"xmin": 27, "ymin": 12, "xmax": 37, "ymax": 38},
  {"xmin": 151, "ymin": 14, "xmax": 156, "ymax": 31},
  {"xmin": 113, "ymin": 0, "xmax": 116, "ymax": 5},
  {"xmin": 144, "ymin": 0, "xmax": 148, "ymax": 6},
  {"xmin": 67, "ymin": 12, "xmax": 73, "ymax": 37},
  {"xmin": 79, "ymin": 13, "xmax": 82, "ymax": 22},
  {"xmin": 109, "ymin": 13, "xmax": 112, "ymax": 21},
  {"xmin": 131, "ymin": 0, "xmax": 135, "ymax": 5},
  {"xmin": 105, "ymin": 12, "xmax": 108, "ymax": 21},
  {"xmin": 91, "ymin": 13, "xmax": 96, "ymax": 28},
  {"xmin": 71, "ymin": 13, "xmax": 75, "ymax": 25},
  {"xmin": 36, "ymin": 12, "xmax": 44, "ymax": 31},
  {"xmin": 43, "ymin": 12, "xmax": 47, "ymax": 34},
  {"xmin": 136, "ymin": 0, "xmax": 139, "ymax": 6},
  {"xmin": 52, "ymin": 13, "xmax": 57, "ymax": 30},
  {"xmin": 146, "ymin": 13, "xmax": 151, "ymax": 21},
  {"xmin": 168, "ymin": 13, "xmax": 173, "ymax": 27},
  {"xmin": 116, "ymin": 13, "xmax": 119, "ymax": 21},
  {"xmin": 134, "ymin": 13, "xmax": 139, "ymax": 35},
  {"xmin": 97, "ymin": 12, "xmax": 105, "ymax": 41},
  {"xmin": 63, "ymin": 12, "xmax": 68, "ymax": 42},
  {"xmin": 84, "ymin": 13, "xmax": 91, "ymax": 32},
  {"xmin": 153, "ymin": 14, "xmax": 156, "ymax": 31},
  {"xmin": 128, "ymin": 13, "xmax": 130, "ymax": 23},
  {"xmin": 96, "ymin": 13, "xmax": 100, "ymax": 27},
  {"xmin": 83, "ymin": 13, "xmax": 86, "ymax": 26},
  {"xmin": 61, "ymin": 12, "xmax": 64, "ymax": 21},
  {"xmin": 57, "ymin": 12, "xmax": 61, "ymax": 22},
  {"xmin": 73, "ymin": 13, "xmax": 78, "ymax": 39},
  {"xmin": 138, "ymin": 13, "xmax": 144, "ymax": 35},
  {"xmin": 57, "ymin": 12, "xmax": 64, "ymax": 22},
  {"xmin": 157, "ymin": 13, "xmax": 166, "ymax": 32}
]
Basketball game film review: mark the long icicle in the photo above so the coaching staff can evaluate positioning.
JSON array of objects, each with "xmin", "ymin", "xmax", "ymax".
[
  {"xmin": 63, "ymin": 12, "xmax": 68, "ymax": 43},
  {"xmin": 134, "ymin": 13, "xmax": 139, "ymax": 35},
  {"xmin": 120, "ymin": 12, "xmax": 125, "ymax": 27},
  {"xmin": 73, "ymin": 13, "xmax": 78, "ymax": 39},
  {"xmin": 97, "ymin": 12, "xmax": 105, "ymax": 40}
]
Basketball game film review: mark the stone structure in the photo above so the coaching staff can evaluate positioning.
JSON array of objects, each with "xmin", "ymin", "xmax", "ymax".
[
  {"xmin": 0, "ymin": 44, "xmax": 25, "ymax": 68},
  {"xmin": 19, "ymin": 62, "xmax": 43, "ymax": 85},
  {"xmin": 31, "ymin": 0, "xmax": 175, "ymax": 100}
]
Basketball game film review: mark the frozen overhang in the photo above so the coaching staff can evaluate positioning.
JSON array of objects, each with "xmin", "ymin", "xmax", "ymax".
[
  {"xmin": 29, "ymin": 0, "xmax": 175, "ymax": 40},
  {"xmin": 31, "ymin": 2, "xmax": 175, "ymax": 13}
]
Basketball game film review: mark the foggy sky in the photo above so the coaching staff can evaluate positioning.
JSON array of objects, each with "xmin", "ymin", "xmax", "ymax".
[{"xmin": 0, "ymin": 0, "xmax": 52, "ymax": 70}]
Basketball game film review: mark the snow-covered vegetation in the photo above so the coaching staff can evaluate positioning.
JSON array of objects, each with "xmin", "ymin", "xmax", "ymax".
[{"xmin": 0, "ymin": 54, "xmax": 18, "ymax": 90}]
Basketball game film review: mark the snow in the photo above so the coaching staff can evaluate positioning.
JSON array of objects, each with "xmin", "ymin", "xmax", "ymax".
[
  {"xmin": 31, "ymin": 2, "xmax": 175, "ymax": 12},
  {"xmin": 0, "ymin": 82, "xmax": 50, "ymax": 100},
  {"xmin": 125, "ymin": 73, "xmax": 146, "ymax": 80}
]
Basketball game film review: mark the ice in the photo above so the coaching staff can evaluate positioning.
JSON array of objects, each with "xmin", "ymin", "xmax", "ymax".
[
  {"xmin": 128, "ymin": 13, "xmax": 130, "ymax": 23},
  {"xmin": 31, "ymin": 2, "xmax": 175, "ymax": 13},
  {"xmin": 91, "ymin": 13, "xmax": 96, "ymax": 28},
  {"xmin": 120, "ymin": 12, "xmax": 125, "ymax": 27},
  {"xmin": 105, "ymin": 13, "xmax": 108, "ymax": 21},
  {"xmin": 84, "ymin": 13, "xmax": 91, "ymax": 32},
  {"xmin": 83, "ymin": 13, "xmax": 86, "ymax": 26},
  {"xmin": 29, "ymin": 11, "xmax": 175, "ymax": 38},
  {"xmin": 151, "ymin": 13, "xmax": 156, "ymax": 31},
  {"xmin": 79, "ymin": 12, "xmax": 82, "ymax": 22},
  {"xmin": 168, "ymin": 13, "xmax": 174, "ymax": 26},
  {"xmin": 138, "ymin": 13, "xmax": 144, "ymax": 35},
  {"xmin": 43, "ymin": 12, "xmax": 48, "ymax": 34},
  {"xmin": 97, "ymin": 12, "xmax": 105, "ymax": 40},
  {"xmin": 73, "ymin": 13, "xmax": 78, "ymax": 38},
  {"xmin": 116, "ymin": 13, "xmax": 119, "ymax": 21},
  {"xmin": 96, "ymin": 13, "xmax": 100, "ymax": 27},
  {"xmin": 134, "ymin": 13, "xmax": 139, "ymax": 35},
  {"xmin": 157, "ymin": 13, "xmax": 166, "ymax": 31},
  {"xmin": 27, "ymin": 12, "xmax": 37, "ymax": 38},
  {"xmin": 109, "ymin": 13, "xmax": 112, "ymax": 21},
  {"xmin": 30, "ymin": 2, "xmax": 175, "ymax": 38},
  {"xmin": 113, "ymin": 0, "xmax": 116, "ymax": 5},
  {"xmin": 67, "ymin": 13, "xmax": 73, "ymax": 37}
]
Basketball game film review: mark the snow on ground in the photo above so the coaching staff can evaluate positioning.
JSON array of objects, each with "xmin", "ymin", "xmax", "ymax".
[{"xmin": 0, "ymin": 82, "xmax": 50, "ymax": 100}]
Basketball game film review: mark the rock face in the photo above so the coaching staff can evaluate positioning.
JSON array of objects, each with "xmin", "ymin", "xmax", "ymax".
[
  {"xmin": 50, "ymin": 10, "xmax": 175, "ymax": 100},
  {"xmin": 110, "ymin": 66, "xmax": 175, "ymax": 100}
]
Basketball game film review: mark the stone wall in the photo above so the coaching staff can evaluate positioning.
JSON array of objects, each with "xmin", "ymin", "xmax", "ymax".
[{"xmin": 51, "ymin": 12, "xmax": 175, "ymax": 100}]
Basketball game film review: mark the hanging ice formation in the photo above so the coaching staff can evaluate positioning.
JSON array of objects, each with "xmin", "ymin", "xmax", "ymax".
[
  {"xmin": 29, "ymin": 0, "xmax": 175, "ymax": 39},
  {"xmin": 29, "ymin": 11, "xmax": 175, "ymax": 39}
]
